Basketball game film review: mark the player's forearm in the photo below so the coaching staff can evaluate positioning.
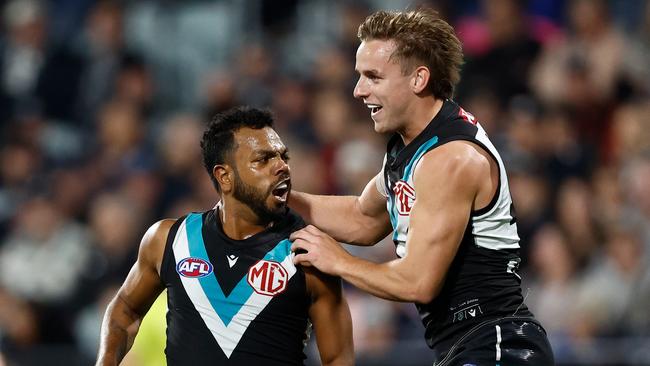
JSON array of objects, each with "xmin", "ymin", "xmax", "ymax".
[
  {"xmin": 322, "ymin": 355, "xmax": 355, "ymax": 366},
  {"xmin": 290, "ymin": 191, "xmax": 385, "ymax": 245},
  {"xmin": 96, "ymin": 324, "xmax": 129, "ymax": 366},
  {"xmin": 96, "ymin": 297, "xmax": 141, "ymax": 366},
  {"xmin": 337, "ymin": 256, "xmax": 439, "ymax": 303}
]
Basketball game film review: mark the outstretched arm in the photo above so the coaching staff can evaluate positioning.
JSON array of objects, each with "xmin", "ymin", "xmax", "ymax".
[
  {"xmin": 305, "ymin": 268, "xmax": 354, "ymax": 366},
  {"xmin": 290, "ymin": 174, "xmax": 391, "ymax": 246},
  {"xmin": 96, "ymin": 220, "xmax": 173, "ymax": 366},
  {"xmin": 293, "ymin": 142, "xmax": 491, "ymax": 303}
]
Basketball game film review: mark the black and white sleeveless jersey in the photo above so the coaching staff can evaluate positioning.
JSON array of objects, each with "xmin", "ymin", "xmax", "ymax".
[
  {"xmin": 377, "ymin": 99, "xmax": 532, "ymax": 353},
  {"xmin": 160, "ymin": 208, "xmax": 310, "ymax": 365}
]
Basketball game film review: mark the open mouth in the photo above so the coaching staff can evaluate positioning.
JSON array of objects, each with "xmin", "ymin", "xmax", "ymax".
[
  {"xmin": 366, "ymin": 103, "xmax": 383, "ymax": 116},
  {"xmin": 271, "ymin": 180, "xmax": 290, "ymax": 202}
]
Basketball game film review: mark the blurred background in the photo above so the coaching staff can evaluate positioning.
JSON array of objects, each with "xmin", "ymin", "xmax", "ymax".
[{"xmin": 0, "ymin": 0, "xmax": 649, "ymax": 365}]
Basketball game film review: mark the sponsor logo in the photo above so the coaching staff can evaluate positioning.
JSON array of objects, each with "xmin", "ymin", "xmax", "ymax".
[
  {"xmin": 453, "ymin": 303, "xmax": 484, "ymax": 323},
  {"xmin": 227, "ymin": 254, "xmax": 239, "ymax": 268},
  {"xmin": 177, "ymin": 257, "xmax": 213, "ymax": 278},
  {"xmin": 507, "ymin": 258, "xmax": 522, "ymax": 279},
  {"xmin": 247, "ymin": 260, "xmax": 288, "ymax": 296},
  {"xmin": 393, "ymin": 180, "xmax": 415, "ymax": 215}
]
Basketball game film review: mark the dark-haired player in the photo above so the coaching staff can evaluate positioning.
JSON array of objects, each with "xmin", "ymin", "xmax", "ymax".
[
  {"xmin": 96, "ymin": 107, "xmax": 353, "ymax": 366},
  {"xmin": 289, "ymin": 9, "xmax": 554, "ymax": 365}
]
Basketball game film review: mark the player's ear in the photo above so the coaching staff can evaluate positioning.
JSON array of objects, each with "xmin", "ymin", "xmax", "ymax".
[
  {"xmin": 412, "ymin": 66, "xmax": 430, "ymax": 94},
  {"xmin": 214, "ymin": 164, "xmax": 233, "ymax": 194}
]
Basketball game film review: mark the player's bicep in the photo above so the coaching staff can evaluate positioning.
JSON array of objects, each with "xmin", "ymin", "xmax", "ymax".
[
  {"xmin": 400, "ymin": 147, "xmax": 484, "ymax": 298},
  {"xmin": 305, "ymin": 269, "xmax": 354, "ymax": 366},
  {"xmin": 117, "ymin": 220, "xmax": 171, "ymax": 317},
  {"xmin": 354, "ymin": 174, "xmax": 391, "ymax": 239},
  {"xmin": 359, "ymin": 173, "xmax": 389, "ymax": 217}
]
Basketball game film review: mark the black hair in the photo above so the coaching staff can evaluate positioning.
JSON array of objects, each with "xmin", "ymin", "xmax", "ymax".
[{"xmin": 200, "ymin": 106, "xmax": 275, "ymax": 192}]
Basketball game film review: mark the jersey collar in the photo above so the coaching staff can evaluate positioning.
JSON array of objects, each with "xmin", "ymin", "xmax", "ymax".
[{"xmin": 388, "ymin": 99, "xmax": 457, "ymax": 168}]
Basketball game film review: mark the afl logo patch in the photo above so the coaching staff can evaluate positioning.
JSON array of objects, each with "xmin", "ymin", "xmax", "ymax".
[
  {"xmin": 176, "ymin": 257, "xmax": 213, "ymax": 278},
  {"xmin": 247, "ymin": 260, "xmax": 288, "ymax": 296}
]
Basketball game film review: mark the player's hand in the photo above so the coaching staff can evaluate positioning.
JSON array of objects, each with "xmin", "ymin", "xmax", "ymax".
[{"xmin": 290, "ymin": 225, "xmax": 350, "ymax": 276}]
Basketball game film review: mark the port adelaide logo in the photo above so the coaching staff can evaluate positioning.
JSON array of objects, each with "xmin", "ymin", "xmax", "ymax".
[
  {"xmin": 393, "ymin": 180, "xmax": 415, "ymax": 215},
  {"xmin": 176, "ymin": 257, "xmax": 213, "ymax": 278},
  {"xmin": 247, "ymin": 260, "xmax": 288, "ymax": 296}
]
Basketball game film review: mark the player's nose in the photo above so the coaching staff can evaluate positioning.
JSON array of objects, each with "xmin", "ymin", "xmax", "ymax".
[
  {"xmin": 353, "ymin": 77, "xmax": 369, "ymax": 99},
  {"xmin": 273, "ymin": 156, "xmax": 290, "ymax": 176}
]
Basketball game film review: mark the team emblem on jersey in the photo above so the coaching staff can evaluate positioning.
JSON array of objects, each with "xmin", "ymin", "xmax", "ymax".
[
  {"xmin": 176, "ymin": 257, "xmax": 213, "ymax": 278},
  {"xmin": 247, "ymin": 260, "xmax": 288, "ymax": 296},
  {"xmin": 458, "ymin": 107, "xmax": 477, "ymax": 124},
  {"xmin": 393, "ymin": 180, "xmax": 415, "ymax": 215}
]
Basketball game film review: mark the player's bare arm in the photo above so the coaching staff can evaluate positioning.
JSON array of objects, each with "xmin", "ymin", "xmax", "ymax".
[
  {"xmin": 305, "ymin": 268, "xmax": 354, "ymax": 366},
  {"xmin": 290, "ymin": 174, "xmax": 391, "ymax": 246},
  {"xmin": 95, "ymin": 219, "xmax": 173, "ymax": 366},
  {"xmin": 292, "ymin": 141, "xmax": 495, "ymax": 303}
]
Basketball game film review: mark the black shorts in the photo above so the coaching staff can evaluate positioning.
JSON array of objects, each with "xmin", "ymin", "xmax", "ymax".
[{"xmin": 434, "ymin": 317, "xmax": 554, "ymax": 366}]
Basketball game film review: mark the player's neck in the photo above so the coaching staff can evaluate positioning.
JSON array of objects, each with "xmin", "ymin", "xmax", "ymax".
[
  {"xmin": 399, "ymin": 97, "xmax": 444, "ymax": 146},
  {"xmin": 218, "ymin": 199, "xmax": 272, "ymax": 240}
]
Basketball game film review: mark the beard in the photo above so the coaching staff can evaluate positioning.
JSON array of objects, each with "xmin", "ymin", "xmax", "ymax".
[{"xmin": 232, "ymin": 169, "xmax": 288, "ymax": 225}]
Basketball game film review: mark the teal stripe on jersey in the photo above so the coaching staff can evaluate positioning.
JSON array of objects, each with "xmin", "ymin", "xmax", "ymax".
[
  {"xmin": 388, "ymin": 194, "xmax": 398, "ymax": 234},
  {"xmin": 185, "ymin": 213, "xmax": 293, "ymax": 326},
  {"xmin": 185, "ymin": 213, "xmax": 251, "ymax": 326},
  {"xmin": 263, "ymin": 239, "xmax": 292, "ymax": 262},
  {"xmin": 388, "ymin": 135, "xmax": 439, "ymax": 236},
  {"xmin": 401, "ymin": 136, "xmax": 439, "ymax": 181}
]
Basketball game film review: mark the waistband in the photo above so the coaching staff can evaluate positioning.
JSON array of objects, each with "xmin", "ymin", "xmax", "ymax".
[{"xmin": 433, "ymin": 316, "xmax": 544, "ymax": 366}]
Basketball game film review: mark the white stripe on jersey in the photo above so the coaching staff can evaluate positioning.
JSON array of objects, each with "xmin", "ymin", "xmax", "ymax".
[
  {"xmin": 471, "ymin": 124, "xmax": 520, "ymax": 250},
  {"xmin": 172, "ymin": 218, "xmax": 297, "ymax": 358},
  {"xmin": 496, "ymin": 324, "xmax": 502, "ymax": 361},
  {"xmin": 388, "ymin": 122, "xmax": 520, "ymax": 256},
  {"xmin": 376, "ymin": 155, "xmax": 389, "ymax": 198}
]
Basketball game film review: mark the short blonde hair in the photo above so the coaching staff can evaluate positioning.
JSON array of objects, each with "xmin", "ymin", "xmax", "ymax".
[{"xmin": 358, "ymin": 8, "xmax": 463, "ymax": 99}]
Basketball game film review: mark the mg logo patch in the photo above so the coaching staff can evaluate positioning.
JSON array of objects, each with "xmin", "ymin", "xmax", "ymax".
[
  {"xmin": 393, "ymin": 180, "xmax": 415, "ymax": 215},
  {"xmin": 247, "ymin": 260, "xmax": 288, "ymax": 296}
]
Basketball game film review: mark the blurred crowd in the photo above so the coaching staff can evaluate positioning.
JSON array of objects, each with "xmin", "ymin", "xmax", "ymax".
[{"xmin": 0, "ymin": 0, "xmax": 649, "ymax": 365}]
